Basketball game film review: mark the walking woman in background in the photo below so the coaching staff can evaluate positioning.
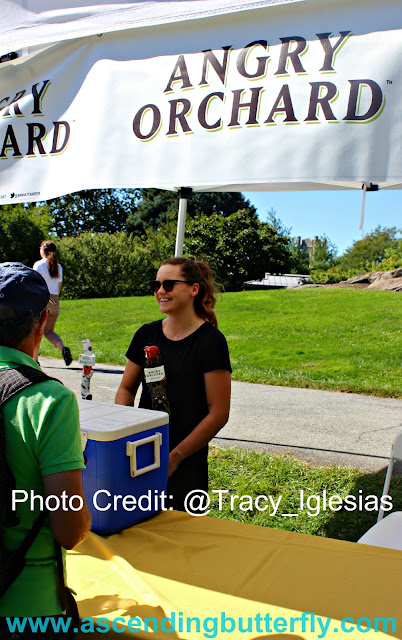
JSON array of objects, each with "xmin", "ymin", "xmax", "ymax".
[
  {"xmin": 33, "ymin": 240, "xmax": 73, "ymax": 366},
  {"xmin": 115, "ymin": 257, "xmax": 231, "ymax": 511}
]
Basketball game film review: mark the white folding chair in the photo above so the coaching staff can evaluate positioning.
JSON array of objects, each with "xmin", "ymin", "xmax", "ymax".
[{"xmin": 357, "ymin": 428, "xmax": 402, "ymax": 551}]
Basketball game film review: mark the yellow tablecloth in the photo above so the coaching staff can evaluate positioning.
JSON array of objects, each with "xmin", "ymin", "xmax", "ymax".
[{"xmin": 67, "ymin": 511, "xmax": 402, "ymax": 639}]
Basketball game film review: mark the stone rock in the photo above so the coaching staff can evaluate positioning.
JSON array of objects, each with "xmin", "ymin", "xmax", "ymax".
[
  {"xmin": 345, "ymin": 271, "xmax": 383, "ymax": 285},
  {"xmin": 299, "ymin": 268, "xmax": 402, "ymax": 291},
  {"xmin": 343, "ymin": 268, "xmax": 402, "ymax": 291},
  {"xmin": 368, "ymin": 277, "xmax": 402, "ymax": 291},
  {"xmin": 377, "ymin": 267, "xmax": 402, "ymax": 280}
]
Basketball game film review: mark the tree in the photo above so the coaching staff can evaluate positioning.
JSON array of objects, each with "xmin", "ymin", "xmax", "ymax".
[
  {"xmin": 183, "ymin": 209, "xmax": 293, "ymax": 290},
  {"xmin": 309, "ymin": 236, "xmax": 338, "ymax": 271},
  {"xmin": 50, "ymin": 208, "xmax": 293, "ymax": 298},
  {"xmin": 0, "ymin": 204, "xmax": 51, "ymax": 266},
  {"xmin": 58, "ymin": 232, "xmax": 155, "ymax": 299},
  {"xmin": 47, "ymin": 188, "xmax": 139, "ymax": 237},
  {"xmin": 126, "ymin": 189, "xmax": 256, "ymax": 235},
  {"xmin": 191, "ymin": 192, "xmax": 256, "ymax": 218},
  {"xmin": 126, "ymin": 189, "xmax": 178, "ymax": 235},
  {"xmin": 338, "ymin": 226, "xmax": 401, "ymax": 273},
  {"xmin": 141, "ymin": 214, "xmax": 177, "ymax": 270},
  {"xmin": 374, "ymin": 242, "xmax": 402, "ymax": 271},
  {"xmin": 289, "ymin": 240, "xmax": 311, "ymax": 274},
  {"xmin": 289, "ymin": 235, "xmax": 338, "ymax": 274}
]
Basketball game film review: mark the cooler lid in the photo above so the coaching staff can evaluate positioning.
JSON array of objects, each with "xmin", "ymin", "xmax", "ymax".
[{"xmin": 78, "ymin": 399, "xmax": 168, "ymax": 442}]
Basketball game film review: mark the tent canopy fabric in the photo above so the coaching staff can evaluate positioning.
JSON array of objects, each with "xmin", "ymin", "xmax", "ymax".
[
  {"xmin": 0, "ymin": 0, "xmax": 401, "ymax": 204},
  {"xmin": 0, "ymin": 0, "xmax": 300, "ymax": 58}
]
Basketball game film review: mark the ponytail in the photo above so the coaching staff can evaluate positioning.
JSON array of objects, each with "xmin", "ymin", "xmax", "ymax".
[
  {"xmin": 161, "ymin": 258, "xmax": 219, "ymax": 327},
  {"xmin": 40, "ymin": 240, "xmax": 59, "ymax": 278}
]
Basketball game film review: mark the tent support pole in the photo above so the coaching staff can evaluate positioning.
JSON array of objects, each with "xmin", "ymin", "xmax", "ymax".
[
  {"xmin": 175, "ymin": 187, "xmax": 192, "ymax": 257},
  {"xmin": 359, "ymin": 183, "xmax": 368, "ymax": 232},
  {"xmin": 360, "ymin": 182, "xmax": 379, "ymax": 234}
]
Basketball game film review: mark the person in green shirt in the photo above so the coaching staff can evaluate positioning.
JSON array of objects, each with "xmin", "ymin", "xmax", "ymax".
[{"xmin": 0, "ymin": 262, "xmax": 91, "ymax": 639}]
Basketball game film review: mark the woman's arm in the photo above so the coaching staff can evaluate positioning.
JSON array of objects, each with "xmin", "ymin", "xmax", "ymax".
[
  {"xmin": 168, "ymin": 369, "xmax": 231, "ymax": 478},
  {"xmin": 115, "ymin": 360, "xmax": 142, "ymax": 406}
]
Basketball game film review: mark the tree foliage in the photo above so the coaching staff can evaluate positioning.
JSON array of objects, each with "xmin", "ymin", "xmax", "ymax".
[
  {"xmin": 47, "ymin": 189, "xmax": 139, "ymax": 237},
  {"xmin": 289, "ymin": 235, "xmax": 338, "ymax": 274},
  {"xmin": 309, "ymin": 236, "xmax": 338, "ymax": 271},
  {"xmin": 191, "ymin": 192, "xmax": 256, "ymax": 218},
  {"xmin": 58, "ymin": 232, "xmax": 153, "ymax": 299},
  {"xmin": 55, "ymin": 208, "xmax": 294, "ymax": 298},
  {"xmin": 337, "ymin": 226, "xmax": 401, "ymax": 273},
  {"xmin": 0, "ymin": 204, "xmax": 51, "ymax": 266},
  {"xmin": 373, "ymin": 242, "xmax": 402, "ymax": 271},
  {"xmin": 126, "ymin": 189, "xmax": 256, "ymax": 235},
  {"xmin": 126, "ymin": 189, "xmax": 178, "ymax": 235},
  {"xmin": 289, "ymin": 241, "xmax": 311, "ymax": 274},
  {"xmin": 184, "ymin": 209, "xmax": 293, "ymax": 290},
  {"xmin": 45, "ymin": 188, "xmax": 255, "ymax": 238}
]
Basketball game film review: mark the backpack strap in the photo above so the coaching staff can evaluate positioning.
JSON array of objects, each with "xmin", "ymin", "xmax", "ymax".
[
  {"xmin": 1, "ymin": 510, "xmax": 49, "ymax": 596},
  {"xmin": 0, "ymin": 366, "xmax": 60, "ymax": 526},
  {"xmin": 0, "ymin": 365, "xmax": 59, "ymax": 405},
  {"xmin": 0, "ymin": 365, "xmax": 62, "ymax": 598}
]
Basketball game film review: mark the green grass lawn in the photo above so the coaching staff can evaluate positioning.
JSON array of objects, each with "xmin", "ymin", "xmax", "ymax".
[
  {"xmin": 220, "ymin": 288, "xmax": 401, "ymax": 397},
  {"xmin": 208, "ymin": 446, "xmax": 402, "ymax": 542},
  {"xmin": 43, "ymin": 288, "xmax": 402, "ymax": 397}
]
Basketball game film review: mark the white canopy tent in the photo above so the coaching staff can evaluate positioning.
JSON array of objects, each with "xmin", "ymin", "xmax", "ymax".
[{"xmin": 0, "ymin": 0, "xmax": 401, "ymax": 253}]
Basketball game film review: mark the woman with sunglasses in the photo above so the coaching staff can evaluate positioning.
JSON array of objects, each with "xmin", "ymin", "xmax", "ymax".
[{"xmin": 115, "ymin": 257, "xmax": 231, "ymax": 511}]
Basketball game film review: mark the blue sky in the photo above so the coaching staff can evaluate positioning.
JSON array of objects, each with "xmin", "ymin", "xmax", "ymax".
[{"xmin": 243, "ymin": 189, "xmax": 402, "ymax": 257}]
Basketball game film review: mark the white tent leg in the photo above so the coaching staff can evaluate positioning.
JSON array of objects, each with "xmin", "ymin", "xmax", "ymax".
[{"xmin": 175, "ymin": 188, "xmax": 192, "ymax": 257}]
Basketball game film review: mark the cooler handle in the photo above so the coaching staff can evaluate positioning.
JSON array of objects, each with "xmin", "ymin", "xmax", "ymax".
[
  {"xmin": 81, "ymin": 431, "xmax": 88, "ymax": 452},
  {"xmin": 126, "ymin": 432, "xmax": 162, "ymax": 477}
]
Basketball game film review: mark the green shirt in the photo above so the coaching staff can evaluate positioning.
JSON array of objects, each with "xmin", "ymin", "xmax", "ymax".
[{"xmin": 0, "ymin": 347, "xmax": 85, "ymax": 617}]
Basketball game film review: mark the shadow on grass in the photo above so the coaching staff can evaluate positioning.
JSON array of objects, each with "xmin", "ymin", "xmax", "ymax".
[{"xmin": 320, "ymin": 461, "xmax": 402, "ymax": 542}]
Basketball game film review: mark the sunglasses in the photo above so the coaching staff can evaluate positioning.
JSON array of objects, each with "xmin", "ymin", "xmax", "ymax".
[{"xmin": 149, "ymin": 279, "xmax": 195, "ymax": 294}]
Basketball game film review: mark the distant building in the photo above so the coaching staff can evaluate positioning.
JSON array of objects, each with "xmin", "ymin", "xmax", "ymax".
[
  {"xmin": 242, "ymin": 273, "xmax": 310, "ymax": 290},
  {"xmin": 295, "ymin": 236, "xmax": 326, "ymax": 267},
  {"xmin": 243, "ymin": 234, "xmax": 323, "ymax": 289}
]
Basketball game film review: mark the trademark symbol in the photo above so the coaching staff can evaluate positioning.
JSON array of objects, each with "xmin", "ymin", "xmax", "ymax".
[{"xmin": 387, "ymin": 80, "xmax": 393, "ymax": 85}]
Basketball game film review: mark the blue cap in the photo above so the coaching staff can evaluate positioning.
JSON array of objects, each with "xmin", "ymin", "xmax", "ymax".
[{"xmin": 0, "ymin": 262, "xmax": 51, "ymax": 318}]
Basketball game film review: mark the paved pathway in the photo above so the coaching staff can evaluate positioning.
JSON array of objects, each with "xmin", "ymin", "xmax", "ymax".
[{"xmin": 40, "ymin": 357, "xmax": 402, "ymax": 473}]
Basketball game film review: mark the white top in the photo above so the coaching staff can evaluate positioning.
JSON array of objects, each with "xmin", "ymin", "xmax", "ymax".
[
  {"xmin": 33, "ymin": 257, "xmax": 63, "ymax": 295},
  {"xmin": 78, "ymin": 400, "xmax": 169, "ymax": 441}
]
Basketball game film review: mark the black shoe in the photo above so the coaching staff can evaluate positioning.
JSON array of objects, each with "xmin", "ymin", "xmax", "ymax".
[{"xmin": 62, "ymin": 347, "xmax": 73, "ymax": 366}]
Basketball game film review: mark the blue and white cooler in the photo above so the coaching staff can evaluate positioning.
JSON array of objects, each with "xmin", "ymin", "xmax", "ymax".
[{"xmin": 78, "ymin": 400, "xmax": 169, "ymax": 535}]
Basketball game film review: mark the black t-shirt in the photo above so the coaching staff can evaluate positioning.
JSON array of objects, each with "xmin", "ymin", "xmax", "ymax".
[{"xmin": 126, "ymin": 320, "xmax": 232, "ymax": 448}]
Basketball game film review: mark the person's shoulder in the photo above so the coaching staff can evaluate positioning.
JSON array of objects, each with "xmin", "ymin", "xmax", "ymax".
[
  {"xmin": 144, "ymin": 319, "xmax": 162, "ymax": 329},
  {"xmin": 126, "ymin": 320, "xmax": 162, "ymax": 361},
  {"xmin": 33, "ymin": 259, "xmax": 45, "ymax": 270},
  {"xmin": 200, "ymin": 322, "xmax": 227, "ymax": 341},
  {"xmin": 130, "ymin": 319, "xmax": 162, "ymax": 344},
  {"xmin": 37, "ymin": 377, "xmax": 76, "ymax": 402},
  {"xmin": 136, "ymin": 319, "xmax": 162, "ymax": 335},
  {"xmin": 19, "ymin": 375, "xmax": 78, "ymax": 425},
  {"xmin": 37, "ymin": 381, "xmax": 79, "ymax": 431},
  {"xmin": 197, "ymin": 322, "xmax": 231, "ymax": 371}
]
